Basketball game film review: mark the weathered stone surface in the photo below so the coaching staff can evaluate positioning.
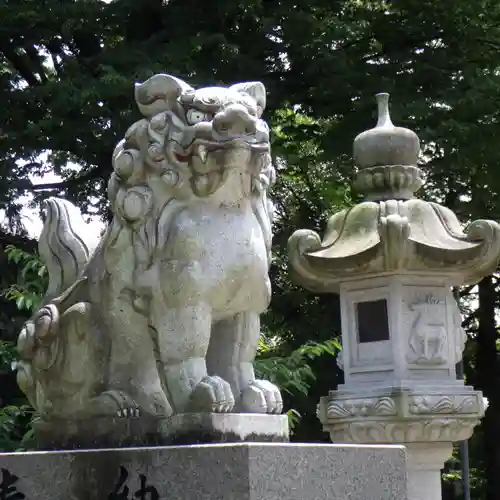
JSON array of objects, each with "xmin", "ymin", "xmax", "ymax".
[
  {"xmin": 319, "ymin": 387, "xmax": 484, "ymax": 444},
  {"xmin": 0, "ymin": 443, "xmax": 408, "ymax": 500},
  {"xmin": 33, "ymin": 413, "xmax": 289, "ymax": 450},
  {"xmin": 353, "ymin": 93, "xmax": 420, "ymax": 168},
  {"xmin": 14, "ymin": 74, "xmax": 284, "ymax": 445}
]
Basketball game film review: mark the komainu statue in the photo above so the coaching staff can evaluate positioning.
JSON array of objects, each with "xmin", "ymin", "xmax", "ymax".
[{"xmin": 15, "ymin": 74, "xmax": 283, "ymax": 445}]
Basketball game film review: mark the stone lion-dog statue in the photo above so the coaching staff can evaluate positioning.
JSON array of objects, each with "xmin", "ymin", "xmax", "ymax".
[{"xmin": 15, "ymin": 74, "xmax": 283, "ymax": 432}]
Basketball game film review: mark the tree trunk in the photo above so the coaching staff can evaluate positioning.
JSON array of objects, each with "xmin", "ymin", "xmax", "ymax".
[{"xmin": 476, "ymin": 276, "xmax": 500, "ymax": 500}]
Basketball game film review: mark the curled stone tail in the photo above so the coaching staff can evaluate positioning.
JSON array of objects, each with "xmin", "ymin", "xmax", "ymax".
[{"xmin": 38, "ymin": 197, "xmax": 94, "ymax": 301}]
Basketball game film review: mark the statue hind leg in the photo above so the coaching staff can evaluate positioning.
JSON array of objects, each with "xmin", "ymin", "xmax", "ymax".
[
  {"xmin": 104, "ymin": 295, "xmax": 173, "ymax": 417},
  {"xmin": 208, "ymin": 311, "xmax": 283, "ymax": 414}
]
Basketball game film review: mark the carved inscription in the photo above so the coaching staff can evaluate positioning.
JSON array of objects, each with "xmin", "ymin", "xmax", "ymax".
[
  {"xmin": 109, "ymin": 466, "xmax": 160, "ymax": 500},
  {"xmin": 0, "ymin": 469, "xmax": 25, "ymax": 500}
]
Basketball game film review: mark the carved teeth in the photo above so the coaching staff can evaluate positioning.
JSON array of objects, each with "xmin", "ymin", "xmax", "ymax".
[{"xmin": 198, "ymin": 146, "xmax": 208, "ymax": 163}]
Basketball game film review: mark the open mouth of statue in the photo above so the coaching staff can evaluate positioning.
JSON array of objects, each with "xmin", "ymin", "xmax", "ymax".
[{"xmin": 174, "ymin": 138, "xmax": 269, "ymax": 164}]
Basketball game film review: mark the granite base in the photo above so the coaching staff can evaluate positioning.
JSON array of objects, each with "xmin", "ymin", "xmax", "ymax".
[
  {"xmin": 0, "ymin": 443, "xmax": 408, "ymax": 500},
  {"xmin": 33, "ymin": 412, "xmax": 289, "ymax": 450}
]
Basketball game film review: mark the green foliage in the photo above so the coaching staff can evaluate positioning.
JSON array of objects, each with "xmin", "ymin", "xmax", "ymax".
[
  {"xmin": 0, "ymin": 336, "xmax": 34, "ymax": 452},
  {"xmin": 1, "ymin": 245, "xmax": 46, "ymax": 312},
  {"xmin": 256, "ymin": 337, "xmax": 341, "ymax": 432},
  {"xmin": 256, "ymin": 338, "xmax": 341, "ymax": 397},
  {"xmin": 0, "ymin": 245, "xmax": 44, "ymax": 451},
  {"xmin": 0, "ymin": 405, "xmax": 35, "ymax": 452},
  {"xmin": 442, "ymin": 442, "xmax": 488, "ymax": 500},
  {"xmin": 0, "ymin": 339, "xmax": 17, "ymax": 371}
]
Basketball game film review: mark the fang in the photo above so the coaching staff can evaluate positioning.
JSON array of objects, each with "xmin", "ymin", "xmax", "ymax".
[{"xmin": 198, "ymin": 146, "xmax": 208, "ymax": 163}]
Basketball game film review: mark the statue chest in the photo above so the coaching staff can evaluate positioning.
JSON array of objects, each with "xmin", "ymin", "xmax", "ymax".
[{"xmin": 170, "ymin": 204, "xmax": 269, "ymax": 274}]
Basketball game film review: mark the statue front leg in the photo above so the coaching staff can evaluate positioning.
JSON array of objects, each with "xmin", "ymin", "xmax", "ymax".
[
  {"xmin": 208, "ymin": 311, "xmax": 283, "ymax": 414},
  {"xmin": 151, "ymin": 300, "xmax": 234, "ymax": 413}
]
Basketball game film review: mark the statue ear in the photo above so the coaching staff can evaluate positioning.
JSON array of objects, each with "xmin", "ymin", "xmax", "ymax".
[
  {"xmin": 230, "ymin": 81, "xmax": 266, "ymax": 117},
  {"xmin": 134, "ymin": 74, "xmax": 194, "ymax": 118}
]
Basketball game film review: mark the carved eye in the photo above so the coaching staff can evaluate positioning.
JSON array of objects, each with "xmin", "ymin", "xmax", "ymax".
[{"xmin": 187, "ymin": 109, "xmax": 207, "ymax": 125}]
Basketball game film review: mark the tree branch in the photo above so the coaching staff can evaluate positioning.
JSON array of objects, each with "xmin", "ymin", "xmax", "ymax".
[
  {"xmin": 9, "ymin": 168, "xmax": 103, "ymax": 192},
  {"xmin": 24, "ymin": 45, "xmax": 48, "ymax": 84},
  {"xmin": 477, "ymin": 38, "xmax": 500, "ymax": 50},
  {"xmin": 45, "ymin": 39, "xmax": 66, "ymax": 77},
  {"xmin": 462, "ymin": 310, "xmax": 479, "ymax": 329},
  {"xmin": 0, "ymin": 41, "xmax": 40, "ymax": 86}
]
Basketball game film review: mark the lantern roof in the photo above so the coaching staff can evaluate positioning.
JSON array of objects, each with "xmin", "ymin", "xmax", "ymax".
[{"xmin": 288, "ymin": 94, "xmax": 500, "ymax": 292}]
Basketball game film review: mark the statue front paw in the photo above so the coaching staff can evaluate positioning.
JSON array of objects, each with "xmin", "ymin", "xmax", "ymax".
[
  {"xmin": 188, "ymin": 375, "xmax": 235, "ymax": 413},
  {"xmin": 241, "ymin": 379, "xmax": 283, "ymax": 414}
]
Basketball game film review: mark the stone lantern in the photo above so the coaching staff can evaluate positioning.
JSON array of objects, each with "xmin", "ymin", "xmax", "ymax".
[{"xmin": 288, "ymin": 93, "xmax": 500, "ymax": 500}]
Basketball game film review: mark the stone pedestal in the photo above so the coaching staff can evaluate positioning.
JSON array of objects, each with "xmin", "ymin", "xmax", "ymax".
[
  {"xmin": 0, "ymin": 443, "xmax": 408, "ymax": 500},
  {"xmin": 318, "ymin": 386, "xmax": 482, "ymax": 500},
  {"xmin": 33, "ymin": 413, "xmax": 289, "ymax": 450},
  {"xmin": 318, "ymin": 386, "xmax": 484, "ymax": 445},
  {"xmin": 405, "ymin": 444, "xmax": 453, "ymax": 500}
]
